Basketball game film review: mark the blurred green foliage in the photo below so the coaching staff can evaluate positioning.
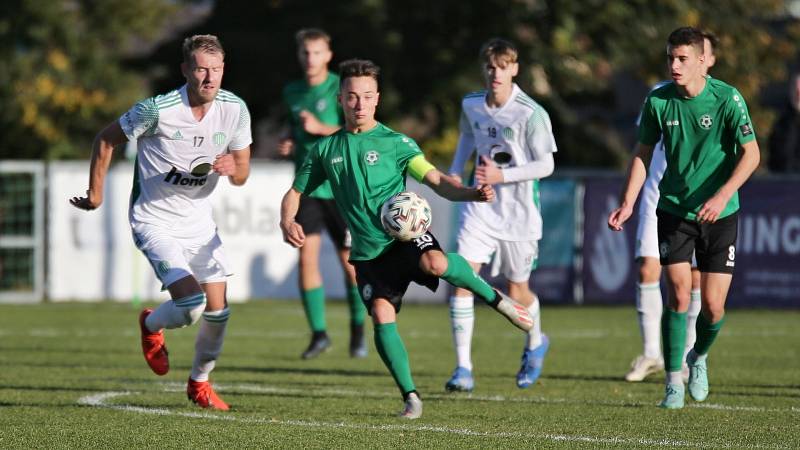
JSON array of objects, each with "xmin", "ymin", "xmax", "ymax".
[
  {"xmin": 2, "ymin": 0, "xmax": 799, "ymax": 168},
  {"xmin": 0, "ymin": 0, "xmax": 179, "ymax": 160}
]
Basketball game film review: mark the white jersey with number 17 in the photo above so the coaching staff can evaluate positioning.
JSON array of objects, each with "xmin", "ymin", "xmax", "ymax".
[{"xmin": 119, "ymin": 85, "xmax": 252, "ymax": 239}]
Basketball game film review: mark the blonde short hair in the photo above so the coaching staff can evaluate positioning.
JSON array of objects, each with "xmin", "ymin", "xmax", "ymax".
[
  {"xmin": 480, "ymin": 38, "xmax": 518, "ymax": 67},
  {"xmin": 182, "ymin": 34, "xmax": 225, "ymax": 63}
]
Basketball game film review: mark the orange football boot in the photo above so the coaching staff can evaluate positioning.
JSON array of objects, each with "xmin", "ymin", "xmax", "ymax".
[
  {"xmin": 187, "ymin": 378, "xmax": 230, "ymax": 411},
  {"xmin": 139, "ymin": 308, "xmax": 169, "ymax": 375}
]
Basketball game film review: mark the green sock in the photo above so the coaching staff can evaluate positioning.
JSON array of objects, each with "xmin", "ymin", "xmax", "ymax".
[
  {"xmin": 661, "ymin": 309, "xmax": 687, "ymax": 372},
  {"xmin": 441, "ymin": 253, "xmax": 496, "ymax": 303},
  {"xmin": 374, "ymin": 322, "xmax": 415, "ymax": 397},
  {"xmin": 347, "ymin": 284, "xmax": 366, "ymax": 326},
  {"xmin": 301, "ymin": 286, "xmax": 326, "ymax": 333},
  {"xmin": 693, "ymin": 313, "xmax": 725, "ymax": 356}
]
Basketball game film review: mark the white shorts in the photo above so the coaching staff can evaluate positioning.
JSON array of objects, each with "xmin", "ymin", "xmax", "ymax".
[
  {"xmin": 635, "ymin": 215, "xmax": 660, "ymax": 259},
  {"xmin": 456, "ymin": 225, "xmax": 538, "ymax": 283},
  {"xmin": 132, "ymin": 224, "xmax": 231, "ymax": 287}
]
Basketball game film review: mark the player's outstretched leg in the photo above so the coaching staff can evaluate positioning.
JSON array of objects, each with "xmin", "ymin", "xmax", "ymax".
[
  {"xmin": 438, "ymin": 253, "xmax": 532, "ymax": 331},
  {"xmin": 139, "ymin": 308, "xmax": 169, "ymax": 375}
]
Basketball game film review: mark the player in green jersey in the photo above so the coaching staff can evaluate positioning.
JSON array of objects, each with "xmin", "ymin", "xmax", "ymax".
[
  {"xmin": 280, "ymin": 58, "xmax": 534, "ymax": 419},
  {"xmin": 278, "ymin": 28, "xmax": 367, "ymax": 360},
  {"xmin": 608, "ymin": 27, "xmax": 760, "ymax": 409}
]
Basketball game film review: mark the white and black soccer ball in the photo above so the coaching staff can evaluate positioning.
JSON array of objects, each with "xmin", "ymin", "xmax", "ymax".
[{"xmin": 380, "ymin": 191, "xmax": 432, "ymax": 241}]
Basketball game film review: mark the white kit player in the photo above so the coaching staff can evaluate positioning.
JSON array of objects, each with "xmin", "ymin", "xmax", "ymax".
[
  {"xmin": 70, "ymin": 35, "xmax": 251, "ymax": 410},
  {"xmin": 625, "ymin": 32, "xmax": 716, "ymax": 382},
  {"xmin": 445, "ymin": 38, "xmax": 557, "ymax": 392}
]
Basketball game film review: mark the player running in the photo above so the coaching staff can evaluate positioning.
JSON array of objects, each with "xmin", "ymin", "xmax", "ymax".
[
  {"xmin": 609, "ymin": 27, "xmax": 760, "ymax": 409},
  {"xmin": 70, "ymin": 35, "xmax": 251, "ymax": 411},
  {"xmin": 280, "ymin": 58, "xmax": 534, "ymax": 419},
  {"xmin": 445, "ymin": 38, "xmax": 557, "ymax": 392}
]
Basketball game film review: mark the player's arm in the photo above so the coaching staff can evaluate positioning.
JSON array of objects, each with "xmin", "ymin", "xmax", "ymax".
[
  {"xmin": 213, "ymin": 147, "xmax": 250, "ymax": 186},
  {"xmin": 448, "ymin": 111, "xmax": 475, "ymax": 183},
  {"xmin": 70, "ymin": 121, "xmax": 128, "ymax": 211},
  {"xmin": 697, "ymin": 139, "xmax": 760, "ymax": 223},
  {"xmin": 299, "ymin": 110, "xmax": 340, "ymax": 136},
  {"xmin": 280, "ymin": 187, "xmax": 305, "ymax": 248},
  {"xmin": 608, "ymin": 142, "xmax": 654, "ymax": 231},
  {"xmin": 410, "ymin": 155, "xmax": 494, "ymax": 202}
]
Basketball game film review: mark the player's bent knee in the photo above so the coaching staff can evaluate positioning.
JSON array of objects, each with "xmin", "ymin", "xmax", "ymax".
[
  {"xmin": 420, "ymin": 252, "xmax": 448, "ymax": 277},
  {"xmin": 174, "ymin": 292, "xmax": 207, "ymax": 326}
]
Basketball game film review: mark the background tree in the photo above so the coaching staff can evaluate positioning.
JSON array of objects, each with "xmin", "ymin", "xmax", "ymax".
[
  {"xmin": 0, "ymin": 0, "xmax": 184, "ymax": 159},
  {"xmin": 3, "ymin": 0, "xmax": 798, "ymax": 168}
]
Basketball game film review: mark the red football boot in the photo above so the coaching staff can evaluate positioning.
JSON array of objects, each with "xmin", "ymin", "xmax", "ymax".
[
  {"xmin": 139, "ymin": 308, "xmax": 169, "ymax": 375},
  {"xmin": 187, "ymin": 378, "xmax": 230, "ymax": 411}
]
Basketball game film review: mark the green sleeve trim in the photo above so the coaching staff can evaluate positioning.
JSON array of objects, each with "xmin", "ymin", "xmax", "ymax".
[{"xmin": 407, "ymin": 154, "xmax": 435, "ymax": 182}]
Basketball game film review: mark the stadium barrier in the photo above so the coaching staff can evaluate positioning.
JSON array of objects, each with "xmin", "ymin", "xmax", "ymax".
[{"xmin": 2, "ymin": 161, "xmax": 796, "ymax": 307}]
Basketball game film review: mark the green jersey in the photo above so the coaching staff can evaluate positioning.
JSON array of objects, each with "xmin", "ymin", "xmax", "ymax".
[
  {"xmin": 638, "ymin": 78, "xmax": 756, "ymax": 220},
  {"xmin": 282, "ymin": 72, "xmax": 343, "ymax": 199},
  {"xmin": 293, "ymin": 123, "xmax": 424, "ymax": 261}
]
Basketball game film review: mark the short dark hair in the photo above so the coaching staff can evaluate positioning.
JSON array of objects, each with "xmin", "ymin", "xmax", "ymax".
[
  {"xmin": 338, "ymin": 59, "xmax": 380, "ymax": 86},
  {"xmin": 182, "ymin": 34, "xmax": 225, "ymax": 63},
  {"xmin": 702, "ymin": 30, "xmax": 719, "ymax": 54},
  {"xmin": 295, "ymin": 28, "xmax": 331, "ymax": 47},
  {"xmin": 667, "ymin": 27, "xmax": 705, "ymax": 53}
]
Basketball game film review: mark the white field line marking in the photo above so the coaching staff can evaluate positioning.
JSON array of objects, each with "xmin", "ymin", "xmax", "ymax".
[
  {"xmin": 77, "ymin": 391, "xmax": 783, "ymax": 449},
  {"xmin": 153, "ymin": 381, "xmax": 799, "ymax": 415}
]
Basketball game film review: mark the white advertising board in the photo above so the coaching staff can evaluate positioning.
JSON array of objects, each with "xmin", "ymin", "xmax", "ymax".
[{"xmin": 48, "ymin": 161, "xmax": 455, "ymax": 303}]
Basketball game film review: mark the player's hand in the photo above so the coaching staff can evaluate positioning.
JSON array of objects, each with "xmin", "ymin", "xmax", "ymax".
[
  {"xmin": 475, "ymin": 155, "xmax": 504, "ymax": 185},
  {"xmin": 475, "ymin": 184, "xmax": 495, "ymax": 202},
  {"xmin": 697, "ymin": 191, "xmax": 730, "ymax": 224},
  {"xmin": 212, "ymin": 153, "xmax": 236, "ymax": 176},
  {"xmin": 280, "ymin": 220, "xmax": 306, "ymax": 248},
  {"xmin": 299, "ymin": 110, "xmax": 325, "ymax": 135},
  {"xmin": 277, "ymin": 138, "xmax": 294, "ymax": 157},
  {"xmin": 446, "ymin": 173, "xmax": 463, "ymax": 187},
  {"xmin": 69, "ymin": 190, "xmax": 102, "ymax": 211},
  {"xmin": 607, "ymin": 205, "xmax": 633, "ymax": 231}
]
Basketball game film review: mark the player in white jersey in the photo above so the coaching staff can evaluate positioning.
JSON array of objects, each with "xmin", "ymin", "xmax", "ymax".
[
  {"xmin": 70, "ymin": 35, "xmax": 251, "ymax": 410},
  {"xmin": 625, "ymin": 33, "xmax": 716, "ymax": 383},
  {"xmin": 445, "ymin": 38, "xmax": 557, "ymax": 392}
]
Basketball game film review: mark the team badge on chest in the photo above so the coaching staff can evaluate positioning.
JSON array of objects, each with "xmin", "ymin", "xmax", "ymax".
[
  {"xmin": 365, "ymin": 150, "xmax": 379, "ymax": 165},
  {"xmin": 699, "ymin": 114, "xmax": 713, "ymax": 129}
]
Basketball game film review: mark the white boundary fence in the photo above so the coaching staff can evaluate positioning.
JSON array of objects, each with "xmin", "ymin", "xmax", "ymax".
[{"xmin": 46, "ymin": 161, "xmax": 456, "ymax": 303}]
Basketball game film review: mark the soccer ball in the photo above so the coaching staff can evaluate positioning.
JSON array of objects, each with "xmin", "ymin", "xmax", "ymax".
[{"xmin": 380, "ymin": 191, "xmax": 432, "ymax": 241}]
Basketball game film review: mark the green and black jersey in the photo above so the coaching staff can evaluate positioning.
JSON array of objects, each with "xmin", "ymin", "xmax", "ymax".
[
  {"xmin": 638, "ymin": 78, "xmax": 756, "ymax": 220},
  {"xmin": 282, "ymin": 72, "xmax": 343, "ymax": 199},
  {"xmin": 293, "ymin": 123, "xmax": 424, "ymax": 261}
]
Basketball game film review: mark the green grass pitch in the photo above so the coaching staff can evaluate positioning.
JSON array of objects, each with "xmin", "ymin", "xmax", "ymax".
[{"xmin": 0, "ymin": 300, "xmax": 797, "ymax": 448}]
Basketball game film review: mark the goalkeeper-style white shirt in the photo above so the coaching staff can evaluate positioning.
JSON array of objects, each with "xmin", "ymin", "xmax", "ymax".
[
  {"xmin": 450, "ymin": 83, "xmax": 557, "ymax": 241},
  {"xmin": 637, "ymin": 81, "xmax": 670, "ymax": 222},
  {"xmin": 119, "ymin": 85, "xmax": 252, "ymax": 239}
]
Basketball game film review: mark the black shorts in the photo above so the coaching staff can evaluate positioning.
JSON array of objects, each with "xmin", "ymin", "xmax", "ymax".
[
  {"xmin": 295, "ymin": 196, "xmax": 350, "ymax": 250},
  {"xmin": 352, "ymin": 232, "xmax": 443, "ymax": 314},
  {"xmin": 656, "ymin": 209, "xmax": 738, "ymax": 274}
]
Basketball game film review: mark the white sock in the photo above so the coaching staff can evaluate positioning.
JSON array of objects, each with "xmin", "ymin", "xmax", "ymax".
[
  {"xmin": 449, "ymin": 295, "xmax": 474, "ymax": 371},
  {"xmin": 666, "ymin": 371, "xmax": 683, "ymax": 385},
  {"xmin": 636, "ymin": 282, "xmax": 663, "ymax": 359},
  {"xmin": 525, "ymin": 295, "xmax": 543, "ymax": 350},
  {"xmin": 684, "ymin": 288, "xmax": 701, "ymax": 360},
  {"xmin": 190, "ymin": 307, "xmax": 230, "ymax": 382},
  {"xmin": 145, "ymin": 293, "xmax": 207, "ymax": 331}
]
